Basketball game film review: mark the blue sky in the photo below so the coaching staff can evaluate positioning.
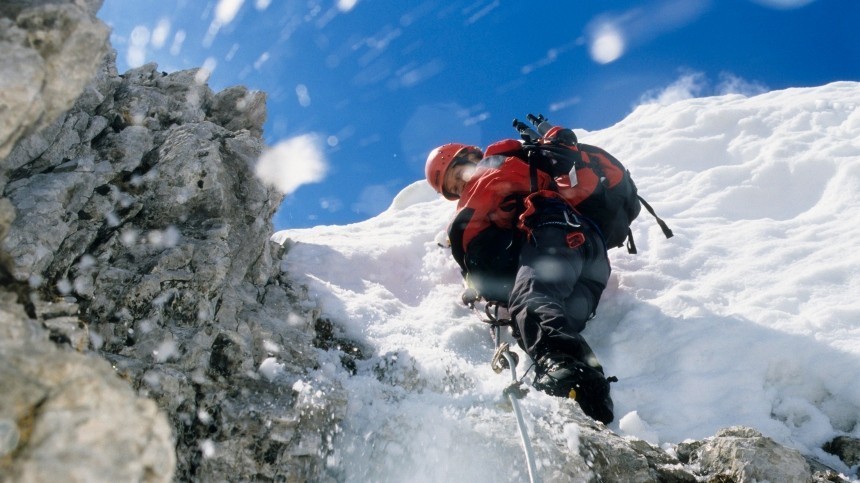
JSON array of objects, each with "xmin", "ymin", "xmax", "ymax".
[{"xmin": 98, "ymin": 0, "xmax": 858, "ymax": 230}]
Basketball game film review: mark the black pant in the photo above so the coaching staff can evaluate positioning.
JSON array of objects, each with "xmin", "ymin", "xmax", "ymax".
[{"xmin": 509, "ymin": 224, "xmax": 610, "ymax": 363}]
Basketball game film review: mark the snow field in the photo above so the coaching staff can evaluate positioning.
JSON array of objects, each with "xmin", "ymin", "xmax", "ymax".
[{"xmin": 275, "ymin": 82, "xmax": 860, "ymax": 480}]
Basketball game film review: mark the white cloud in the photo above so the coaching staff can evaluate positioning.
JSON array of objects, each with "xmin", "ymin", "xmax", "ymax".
[
  {"xmin": 296, "ymin": 84, "xmax": 311, "ymax": 107},
  {"xmin": 170, "ymin": 30, "xmax": 186, "ymax": 56},
  {"xmin": 396, "ymin": 59, "xmax": 444, "ymax": 88},
  {"xmin": 465, "ymin": 0, "xmax": 500, "ymax": 25},
  {"xmin": 194, "ymin": 57, "xmax": 217, "ymax": 84},
  {"xmin": 521, "ymin": 44, "xmax": 578, "ymax": 74},
  {"xmin": 586, "ymin": 0, "xmax": 711, "ymax": 64},
  {"xmin": 639, "ymin": 72, "xmax": 708, "ymax": 105},
  {"xmin": 205, "ymin": 0, "xmax": 246, "ymax": 46},
  {"xmin": 253, "ymin": 52, "xmax": 270, "ymax": 70},
  {"xmin": 748, "ymin": 0, "xmax": 816, "ymax": 8},
  {"xmin": 226, "ymin": 44, "xmax": 240, "ymax": 61},
  {"xmin": 549, "ymin": 96, "xmax": 582, "ymax": 112},
  {"xmin": 126, "ymin": 25, "xmax": 150, "ymax": 68},
  {"xmin": 337, "ymin": 0, "xmax": 359, "ymax": 12},
  {"xmin": 215, "ymin": 0, "xmax": 245, "ymax": 24},
  {"xmin": 589, "ymin": 22, "xmax": 625, "ymax": 64},
  {"xmin": 130, "ymin": 25, "xmax": 150, "ymax": 46},
  {"xmin": 320, "ymin": 197, "xmax": 343, "ymax": 212},
  {"xmin": 151, "ymin": 18, "xmax": 171, "ymax": 49},
  {"xmin": 637, "ymin": 71, "xmax": 768, "ymax": 106},
  {"xmin": 716, "ymin": 73, "xmax": 768, "ymax": 96},
  {"xmin": 255, "ymin": 135, "xmax": 329, "ymax": 195}
]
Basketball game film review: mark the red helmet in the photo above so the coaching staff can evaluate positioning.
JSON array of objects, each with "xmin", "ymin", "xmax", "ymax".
[{"xmin": 425, "ymin": 143, "xmax": 482, "ymax": 200}]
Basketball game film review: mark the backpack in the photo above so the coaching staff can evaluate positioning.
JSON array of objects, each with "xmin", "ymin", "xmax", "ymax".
[{"xmin": 513, "ymin": 114, "xmax": 673, "ymax": 253}]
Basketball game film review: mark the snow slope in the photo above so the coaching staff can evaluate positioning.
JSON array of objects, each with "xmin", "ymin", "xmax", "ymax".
[{"xmin": 273, "ymin": 82, "xmax": 860, "ymax": 481}]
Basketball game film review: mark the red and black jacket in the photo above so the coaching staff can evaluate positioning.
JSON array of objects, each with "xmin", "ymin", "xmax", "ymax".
[
  {"xmin": 446, "ymin": 140, "xmax": 558, "ymax": 301},
  {"xmin": 447, "ymin": 138, "xmax": 632, "ymax": 299}
]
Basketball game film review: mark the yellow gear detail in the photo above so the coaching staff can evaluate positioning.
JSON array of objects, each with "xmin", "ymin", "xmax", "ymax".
[{"xmin": 568, "ymin": 388, "xmax": 577, "ymax": 400}]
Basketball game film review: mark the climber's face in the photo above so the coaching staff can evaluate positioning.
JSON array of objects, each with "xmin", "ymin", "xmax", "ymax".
[{"xmin": 443, "ymin": 153, "xmax": 480, "ymax": 199}]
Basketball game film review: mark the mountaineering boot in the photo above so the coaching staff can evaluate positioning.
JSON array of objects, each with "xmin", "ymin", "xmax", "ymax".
[{"xmin": 534, "ymin": 352, "xmax": 615, "ymax": 424}]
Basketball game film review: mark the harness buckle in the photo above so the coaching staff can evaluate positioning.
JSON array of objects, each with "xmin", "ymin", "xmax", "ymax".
[{"xmin": 563, "ymin": 210, "xmax": 581, "ymax": 228}]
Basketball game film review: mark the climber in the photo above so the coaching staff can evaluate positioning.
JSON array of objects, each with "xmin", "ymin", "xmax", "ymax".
[{"xmin": 425, "ymin": 136, "xmax": 615, "ymax": 425}]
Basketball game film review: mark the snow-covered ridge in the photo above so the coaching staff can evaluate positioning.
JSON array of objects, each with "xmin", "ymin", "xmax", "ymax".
[{"xmin": 275, "ymin": 82, "xmax": 860, "ymax": 480}]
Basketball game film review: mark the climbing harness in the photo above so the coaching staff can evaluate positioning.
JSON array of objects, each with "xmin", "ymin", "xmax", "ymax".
[{"xmin": 472, "ymin": 301, "xmax": 541, "ymax": 483}]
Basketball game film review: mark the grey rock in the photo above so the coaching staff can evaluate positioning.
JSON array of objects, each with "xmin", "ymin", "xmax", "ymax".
[
  {"xmin": 0, "ymin": 1, "xmax": 105, "ymax": 19},
  {"xmin": 209, "ymin": 331, "xmax": 247, "ymax": 380},
  {"xmin": 209, "ymin": 85, "xmax": 268, "ymax": 137},
  {"xmin": 1, "ymin": 191, "xmax": 174, "ymax": 482},
  {"xmin": 0, "ymin": 316, "xmax": 176, "ymax": 483},
  {"xmin": 1, "ymin": 5, "xmax": 342, "ymax": 477},
  {"xmin": 824, "ymin": 435, "xmax": 860, "ymax": 469},
  {"xmin": 0, "ymin": 198, "xmax": 13, "ymax": 244},
  {"xmin": 688, "ymin": 426, "xmax": 813, "ymax": 482},
  {"xmin": 0, "ymin": 1, "xmax": 109, "ymax": 161}
]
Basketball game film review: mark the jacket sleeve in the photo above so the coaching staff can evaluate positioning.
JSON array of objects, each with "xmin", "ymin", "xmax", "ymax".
[
  {"xmin": 448, "ymin": 207, "xmax": 473, "ymax": 274},
  {"xmin": 446, "ymin": 155, "xmax": 554, "ymax": 299},
  {"xmin": 451, "ymin": 156, "xmax": 541, "ymax": 252},
  {"xmin": 448, "ymin": 206, "xmax": 523, "ymax": 302}
]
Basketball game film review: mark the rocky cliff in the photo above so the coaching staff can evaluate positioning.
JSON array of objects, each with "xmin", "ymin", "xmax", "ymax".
[
  {"xmin": 0, "ymin": 1, "xmax": 342, "ymax": 481},
  {"xmin": 1, "ymin": 2, "xmax": 857, "ymax": 482}
]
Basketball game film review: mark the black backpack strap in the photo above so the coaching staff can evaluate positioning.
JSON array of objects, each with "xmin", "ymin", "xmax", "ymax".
[
  {"xmin": 625, "ymin": 228, "xmax": 638, "ymax": 254},
  {"xmin": 638, "ymin": 195, "xmax": 674, "ymax": 239},
  {"xmin": 524, "ymin": 147, "xmax": 560, "ymax": 193},
  {"xmin": 528, "ymin": 154, "xmax": 540, "ymax": 193}
]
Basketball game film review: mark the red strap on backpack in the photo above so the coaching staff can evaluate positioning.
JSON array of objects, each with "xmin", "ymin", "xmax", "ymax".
[
  {"xmin": 566, "ymin": 232, "xmax": 585, "ymax": 249},
  {"xmin": 517, "ymin": 190, "xmax": 571, "ymax": 240},
  {"xmin": 485, "ymin": 139, "xmax": 524, "ymax": 157}
]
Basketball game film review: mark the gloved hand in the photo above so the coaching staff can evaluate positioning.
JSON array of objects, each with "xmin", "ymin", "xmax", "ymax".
[
  {"xmin": 461, "ymin": 287, "xmax": 480, "ymax": 307},
  {"xmin": 521, "ymin": 143, "xmax": 579, "ymax": 177},
  {"xmin": 543, "ymin": 127, "xmax": 578, "ymax": 146},
  {"xmin": 519, "ymin": 191, "xmax": 568, "ymax": 228}
]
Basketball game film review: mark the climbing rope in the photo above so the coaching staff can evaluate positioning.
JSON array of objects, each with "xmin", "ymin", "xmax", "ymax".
[{"xmin": 472, "ymin": 302, "xmax": 541, "ymax": 483}]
